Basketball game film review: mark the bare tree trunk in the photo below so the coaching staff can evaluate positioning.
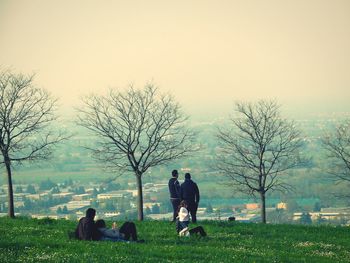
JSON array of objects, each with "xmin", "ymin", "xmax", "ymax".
[
  {"xmin": 136, "ymin": 174, "xmax": 144, "ymax": 221},
  {"xmin": 260, "ymin": 192, "xmax": 266, "ymax": 223},
  {"xmin": 4, "ymin": 155, "xmax": 14, "ymax": 218}
]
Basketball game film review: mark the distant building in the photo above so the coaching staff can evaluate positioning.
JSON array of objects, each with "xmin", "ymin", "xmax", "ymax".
[
  {"xmin": 246, "ymin": 203, "xmax": 260, "ymax": 210},
  {"xmin": 231, "ymin": 204, "xmax": 245, "ymax": 212},
  {"xmin": 14, "ymin": 201, "xmax": 24, "ymax": 208},
  {"xmin": 97, "ymin": 191, "xmax": 132, "ymax": 200},
  {"xmin": 102, "ymin": 212, "xmax": 121, "ymax": 219},
  {"xmin": 277, "ymin": 202, "xmax": 288, "ymax": 210},
  {"xmin": 31, "ymin": 214, "xmax": 70, "ymax": 220},
  {"xmin": 39, "ymin": 192, "xmax": 50, "ymax": 200},
  {"xmin": 72, "ymin": 193, "xmax": 91, "ymax": 201},
  {"xmin": 320, "ymin": 207, "xmax": 350, "ymax": 213},
  {"xmin": 197, "ymin": 207, "xmax": 206, "ymax": 215},
  {"xmin": 13, "ymin": 193, "xmax": 30, "ymax": 202},
  {"xmin": 293, "ymin": 212, "xmax": 305, "ymax": 221},
  {"xmin": 144, "ymin": 183, "xmax": 154, "ymax": 189},
  {"xmin": 52, "ymin": 192, "xmax": 74, "ymax": 199},
  {"xmin": 50, "ymin": 200, "xmax": 91, "ymax": 212},
  {"xmin": 126, "ymin": 190, "xmax": 138, "ymax": 197},
  {"xmin": 26, "ymin": 194, "xmax": 41, "ymax": 200},
  {"xmin": 85, "ymin": 188, "xmax": 99, "ymax": 195},
  {"xmin": 143, "ymin": 202, "xmax": 161, "ymax": 209}
]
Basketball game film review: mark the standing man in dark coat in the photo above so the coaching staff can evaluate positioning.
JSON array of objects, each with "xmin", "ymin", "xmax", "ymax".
[
  {"xmin": 180, "ymin": 173, "xmax": 200, "ymax": 223},
  {"xmin": 75, "ymin": 208, "xmax": 97, "ymax": 240},
  {"xmin": 168, "ymin": 169, "xmax": 181, "ymax": 222}
]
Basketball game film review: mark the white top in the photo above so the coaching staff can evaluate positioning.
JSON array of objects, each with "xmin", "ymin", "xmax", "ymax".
[{"xmin": 178, "ymin": 207, "xmax": 190, "ymax": 222}]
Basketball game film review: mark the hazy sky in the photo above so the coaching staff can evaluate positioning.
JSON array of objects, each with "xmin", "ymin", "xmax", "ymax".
[{"xmin": 0, "ymin": 0, "xmax": 349, "ymax": 117}]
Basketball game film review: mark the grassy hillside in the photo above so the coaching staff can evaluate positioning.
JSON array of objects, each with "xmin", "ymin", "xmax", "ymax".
[{"xmin": 0, "ymin": 217, "xmax": 349, "ymax": 262}]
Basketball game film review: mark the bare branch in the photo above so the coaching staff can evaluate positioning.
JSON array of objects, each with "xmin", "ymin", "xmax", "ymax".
[
  {"xmin": 321, "ymin": 120, "xmax": 350, "ymax": 183},
  {"xmin": 77, "ymin": 84, "xmax": 197, "ymax": 220},
  {"xmin": 215, "ymin": 100, "xmax": 304, "ymax": 223},
  {"xmin": 0, "ymin": 69, "xmax": 67, "ymax": 217}
]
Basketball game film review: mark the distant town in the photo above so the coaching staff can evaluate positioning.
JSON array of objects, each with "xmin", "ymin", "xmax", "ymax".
[
  {"xmin": 1, "ymin": 113, "xmax": 350, "ymax": 225},
  {"xmin": 1, "ymin": 178, "xmax": 349, "ymax": 226}
]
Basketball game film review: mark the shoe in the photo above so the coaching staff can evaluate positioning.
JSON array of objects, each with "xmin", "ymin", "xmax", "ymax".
[{"xmin": 135, "ymin": 239, "xmax": 145, "ymax": 243}]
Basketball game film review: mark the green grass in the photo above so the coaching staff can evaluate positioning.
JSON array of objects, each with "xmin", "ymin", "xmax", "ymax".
[{"xmin": 0, "ymin": 217, "xmax": 349, "ymax": 262}]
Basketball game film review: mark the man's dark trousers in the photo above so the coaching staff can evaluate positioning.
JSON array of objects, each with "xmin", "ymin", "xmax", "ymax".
[
  {"xmin": 171, "ymin": 198, "xmax": 181, "ymax": 222},
  {"xmin": 186, "ymin": 200, "xmax": 198, "ymax": 223}
]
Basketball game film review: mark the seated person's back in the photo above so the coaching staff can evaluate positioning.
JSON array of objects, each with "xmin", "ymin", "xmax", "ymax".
[{"xmin": 75, "ymin": 208, "xmax": 96, "ymax": 240}]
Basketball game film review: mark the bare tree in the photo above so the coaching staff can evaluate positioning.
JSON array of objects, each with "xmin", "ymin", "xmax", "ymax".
[
  {"xmin": 322, "ymin": 120, "xmax": 350, "ymax": 196},
  {"xmin": 0, "ymin": 70, "xmax": 66, "ymax": 218},
  {"xmin": 77, "ymin": 85, "xmax": 196, "ymax": 220},
  {"xmin": 216, "ymin": 100, "xmax": 304, "ymax": 223}
]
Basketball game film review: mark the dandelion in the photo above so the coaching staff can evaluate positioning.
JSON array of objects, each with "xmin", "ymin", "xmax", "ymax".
[
  {"xmin": 312, "ymin": 250, "xmax": 336, "ymax": 258},
  {"xmin": 294, "ymin": 241, "xmax": 315, "ymax": 247}
]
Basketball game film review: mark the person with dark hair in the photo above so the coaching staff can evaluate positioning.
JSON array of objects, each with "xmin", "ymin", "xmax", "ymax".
[
  {"xmin": 168, "ymin": 169, "xmax": 181, "ymax": 222},
  {"xmin": 180, "ymin": 173, "xmax": 200, "ymax": 223},
  {"xmin": 119, "ymin": 221, "xmax": 141, "ymax": 242},
  {"xmin": 176, "ymin": 200, "xmax": 206, "ymax": 237},
  {"xmin": 75, "ymin": 208, "xmax": 96, "ymax": 240}
]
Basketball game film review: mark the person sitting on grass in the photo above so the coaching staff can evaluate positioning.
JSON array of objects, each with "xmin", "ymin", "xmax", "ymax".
[
  {"xmin": 75, "ymin": 208, "xmax": 97, "ymax": 240},
  {"xmin": 94, "ymin": 219, "xmax": 144, "ymax": 243},
  {"xmin": 176, "ymin": 200, "xmax": 207, "ymax": 237}
]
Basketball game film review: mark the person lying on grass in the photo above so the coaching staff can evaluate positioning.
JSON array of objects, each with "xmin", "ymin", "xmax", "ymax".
[
  {"xmin": 94, "ymin": 219, "xmax": 144, "ymax": 243},
  {"xmin": 75, "ymin": 207, "xmax": 144, "ymax": 242},
  {"xmin": 176, "ymin": 200, "xmax": 207, "ymax": 237}
]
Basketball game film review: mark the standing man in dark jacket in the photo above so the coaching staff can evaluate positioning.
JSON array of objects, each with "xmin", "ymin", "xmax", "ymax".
[
  {"xmin": 180, "ymin": 173, "xmax": 200, "ymax": 223},
  {"xmin": 168, "ymin": 169, "xmax": 181, "ymax": 222},
  {"xmin": 75, "ymin": 208, "xmax": 97, "ymax": 240}
]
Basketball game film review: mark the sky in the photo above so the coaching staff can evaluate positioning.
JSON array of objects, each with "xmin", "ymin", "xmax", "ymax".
[{"xmin": 0, "ymin": 0, "xmax": 349, "ymax": 118}]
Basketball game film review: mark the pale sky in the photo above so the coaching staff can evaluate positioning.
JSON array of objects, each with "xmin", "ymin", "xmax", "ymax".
[{"xmin": 0, "ymin": 0, "xmax": 349, "ymax": 117}]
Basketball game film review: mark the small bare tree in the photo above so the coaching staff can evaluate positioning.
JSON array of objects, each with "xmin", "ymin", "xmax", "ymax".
[
  {"xmin": 216, "ymin": 100, "xmax": 304, "ymax": 223},
  {"xmin": 0, "ymin": 70, "xmax": 65, "ymax": 218},
  {"xmin": 77, "ymin": 85, "xmax": 196, "ymax": 220},
  {"xmin": 322, "ymin": 120, "xmax": 350, "ymax": 196}
]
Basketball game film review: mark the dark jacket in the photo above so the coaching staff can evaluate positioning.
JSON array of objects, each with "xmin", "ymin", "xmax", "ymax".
[
  {"xmin": 175, "ymin": 218, "xmax": 189, "ymax": 233},
  {"xmin": 75, "ymin": 217, "xmax": 96, "ymax": 240},
  {"xmin": 168, "ymin": 177, "xmax": 180, "ymax": 199},
  {"xmin": 180, "ymin": 179, "xmax": 200, "ymax": 203}
]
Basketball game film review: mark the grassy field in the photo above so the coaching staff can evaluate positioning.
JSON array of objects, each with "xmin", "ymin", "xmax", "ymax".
[{"xmin": 0, "ymin": 217, "xmax": 349, "ymax": 262}]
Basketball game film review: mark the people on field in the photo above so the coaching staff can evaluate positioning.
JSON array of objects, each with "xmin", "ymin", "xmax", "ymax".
[
  {"xmin": 75, "ymin": 208, "xmax": 97, "ymax": 240},
  {"xmin": 168, "ymin": 169, "xmax": 181, "ymax": 222},
  {"xmin": 94, "ymin": 219, "xmax": 144, "ymax": 242},
  {"xmin": 176, "ymin": 200, "xmax": 206, "ymax": 237},
  {"xmin": 180, "ymin": 173, "xmax": 200, "ymax": 223},
  {"xmin": 75, "ymin": 208, "xmax": 144, "ymax": 242}
]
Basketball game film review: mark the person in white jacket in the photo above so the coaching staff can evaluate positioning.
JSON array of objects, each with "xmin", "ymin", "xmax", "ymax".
[{"xmin": 176, "ymin": 200, "xmax": 207, "ymax": 237}]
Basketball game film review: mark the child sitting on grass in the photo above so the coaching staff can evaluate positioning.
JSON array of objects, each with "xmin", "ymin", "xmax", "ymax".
[{"xmin": 176, "ymin": 200, "xmax": 207, "ymax": 237}]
